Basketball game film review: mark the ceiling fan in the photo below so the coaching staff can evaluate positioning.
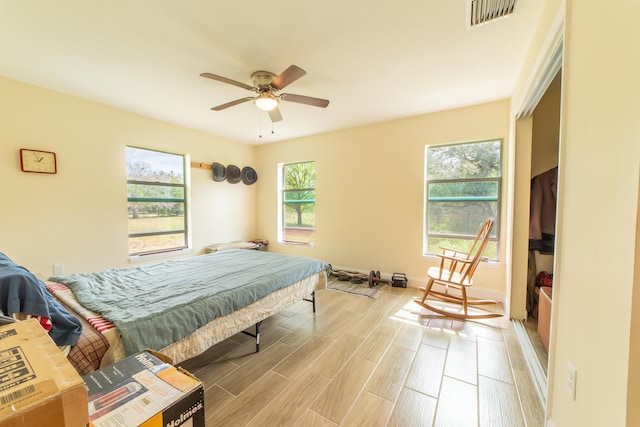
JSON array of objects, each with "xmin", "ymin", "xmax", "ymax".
[{"xmin": 200, "ymin": 65, "xmax": 329, "ymax": 122}]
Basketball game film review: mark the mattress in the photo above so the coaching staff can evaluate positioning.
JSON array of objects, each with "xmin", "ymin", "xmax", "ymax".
[
  {"xmin": 50, "ymin": 249, "xmax": 329, "ymax": 355},
  {"xmin": 46, "ymin": 250, "xmax": 328, "ymax": 371}
]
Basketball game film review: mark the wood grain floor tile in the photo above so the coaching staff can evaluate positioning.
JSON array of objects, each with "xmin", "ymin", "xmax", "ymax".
[
  {"xmin": 342, "ymin": 390, "xmax": 394, "ymax": 427},
  {"xmin": 218, "ymin": 341, "xmax": 296, "ymax": 395},
  {"xmin": 223, "ymin": 324, "xmax": 293, "ymax": 365},
  {"xmin": 207, "ymin": 370, "xmax": 290, "ymax": 426},
  {"xmin": 296, "ymin": 409, "xmax": 339, "ymax": 426},
  {"xmin": 310, "ymin": 333, "xmax": 364, "ymax": 378},
  {"xmin": 278, "ymin": 299, "xmax": 312, "ymax": 317},
  {"xmin": 422, "ymin": 322, "xmax": 452, "ymax": 350},
  {"xmin": 450, "ymin": 319, "xmax": 478, "ymax": 341},
  {"xmin": 278, "ymin": 308, "xmax": 317, "ymax": 331},
  {"xmin": 203, "ymin": 384, "xmax": 234, "ymax": 419},
  {"xmin": 369, "ymin": 293, "xmax": 402, "ymax": 314},
  {"xmin": 316, "ymin": 291, "xmax": 357, "ymax": 317},
  {"xmin": 246, "ymin": 370, "xmax": 330, "ymax": 426},
  {"xmin": 365, "ymin": 344, "xmax": 416, "ymax": 402},
  {"xmin": 349, "ymin": 310, "xmax": 386, "ymax": 339},
  {"xmin": 188, "ymin": 284, "xmax": 543, "ymax": 427},
  {"xmin": 180, "ymin": 338, "xmax": 240, "ymax": 371},
  {"xmin": 278, "ymin": 317, "xmax": 318, "ymax": 347},
  {"xmin": 433, "ymin": 376, "xmax": 478, "ymax": 427},
  {"xmin": 477, "ymin": 336, "xmax": 514, "ymax": 384},
  {"xmin": 343, "ymin": 293, "xmax": 378, "ymax": 314},
  {"xmin": 316, "ymin": 309, "xmax": 365, "ymax": 338},
  {"xmin": 478, "ymin": 375, "xmax": 525, "ymax": 427},
  {"xmin": 188, "ymin": 357, "xmax": 239, "ymax": 386},
  {"xmin": 467, "ymin": 319, "xmax": 506, "ymax": 342},
  {"xmin": 387, "ymin": 387, "xmax": 437, "ymax": 427},
  {"xmin": 392, "ymin": 322, "xmax": 424, "ymax": 351},
  {"xmin": 273, "ymin": 333, "xmax": 335, "ymax": 380},
  {"xmin": 355, "ymin": 318, "xmax": 400, "ymax": 362},
  {"xmin": 443, "ymin": 335, "xmax": 477, "ymax": 385},
  {"xmin": 428, "ymin": 317, "xmax": 453, "ymax": 331},
  {"xmin": 310, "ymin": 356, "xmax": 377, "ymax": 424},
  {"xmin": 389, "ymin": 302, "xmax": 424, "ymax": 326},
  {"xmin": 405, "ymin": 343, "xmax": 447, "ymax": 398}
]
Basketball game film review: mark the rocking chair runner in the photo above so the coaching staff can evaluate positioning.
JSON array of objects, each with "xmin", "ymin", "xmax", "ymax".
[{"xmin": 415, "ymin": 217, "xmax": 502, "ymax": 319}]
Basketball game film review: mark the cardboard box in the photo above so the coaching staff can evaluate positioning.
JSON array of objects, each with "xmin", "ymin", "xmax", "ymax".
[
  {"xmin": 0, "ymin": 318, "xmax": 88, "ymax": 427},
  {"xmin": 83, "ymin": 350, "xmax": 204, "ymax": 427},
  {"xmin": 538, "ymin": 285, "xmax": 552, "ymax": 353}
]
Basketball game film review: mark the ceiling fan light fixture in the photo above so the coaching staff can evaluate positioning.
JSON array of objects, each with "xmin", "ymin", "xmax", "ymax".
[{"xmin": 254, "ymin": 93, "xmax": 279, "ymax": 111}]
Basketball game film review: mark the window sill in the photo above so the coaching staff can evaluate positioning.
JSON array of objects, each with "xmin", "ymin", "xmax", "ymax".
[
  {"xmin": 129, "ymin": 248, "xmax": 193, "ymax": 264},
  {"xmin": 278, "ymin": 241, "xmax": 315, "ymax": 249}
]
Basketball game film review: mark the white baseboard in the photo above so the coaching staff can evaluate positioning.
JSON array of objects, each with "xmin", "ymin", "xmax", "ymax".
[
  {"xmin": 329, "ymin": 266, "xmax": 506, "ymax": 304},
  {"xmin": 465, "ymin": 285, "xmax": 506, "ymax": 305}
]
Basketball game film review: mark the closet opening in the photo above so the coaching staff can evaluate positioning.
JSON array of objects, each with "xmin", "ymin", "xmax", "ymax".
[{"xmin": 513, "ymin": 68, "xmax": 562, "ymax": 405}]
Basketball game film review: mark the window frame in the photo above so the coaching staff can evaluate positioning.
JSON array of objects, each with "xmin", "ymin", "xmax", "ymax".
[
  {"xmin": 278, "ymin": 160, "xmax": 316, "ymax": 247},
  {"xmin": 126, "ymin": 146, "xmax": 190, "ymax": 258},
  {"xmin": 424, "ymin": 139, "xmax": 502, "ymax": 261}
]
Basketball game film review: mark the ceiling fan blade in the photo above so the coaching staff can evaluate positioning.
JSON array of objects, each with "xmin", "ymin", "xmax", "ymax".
[
  {"xmin": 200, "ymin": 72, "xmax": 254, "ymax": 91},
  {"xmin": 268, "ymin": 107, "xmax": 283, "ymax": 122},
  {"xmin": 211, "ymin": 97, "xmax": 254, "ymax": 111},
  {"xmin": 270, "ymin": 65, "xmax": 306, "ymax": 90},
  {"xmin": 281, "ymin": 93, "xmax": 330, "ymax": 108}
]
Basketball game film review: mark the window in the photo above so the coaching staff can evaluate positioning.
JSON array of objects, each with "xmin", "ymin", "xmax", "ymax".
[
  {"xmin": 126, "ymin": 146, "xmax": 188, "ymax": 256},
  {"xmin": 280, "ymin": 161, "xmax": 316, "ymax": 245},
  {"xmin": 425, "ymin": 139, "xmax": 501, "ymax": 260}
]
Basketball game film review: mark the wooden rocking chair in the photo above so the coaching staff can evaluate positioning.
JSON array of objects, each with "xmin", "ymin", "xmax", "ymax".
[{"xmin": 414, "ymin": 217, "xmax": 502, "ymax": 319}]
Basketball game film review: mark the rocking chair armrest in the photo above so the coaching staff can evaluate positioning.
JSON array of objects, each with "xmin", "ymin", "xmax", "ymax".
[{"xmin": 437, "ymin": 249, "xmax": 473, "ymax": 263}]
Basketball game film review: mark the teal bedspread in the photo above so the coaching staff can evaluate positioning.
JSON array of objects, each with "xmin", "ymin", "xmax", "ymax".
[{"xmin": 49, "ymin": 250, "xmax": 329, "ymax": 355}]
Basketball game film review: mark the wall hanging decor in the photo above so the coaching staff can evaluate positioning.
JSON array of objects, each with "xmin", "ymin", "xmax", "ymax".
[
  {"xmin": 241, "ymin": 166, "xmax": 258, "ymax": 185},
  {"xmin": 212, "ymin": 162, "xmax": 226, "ymax": 182},
  {"xmin": 226, "ymin": 164, "xmax": 241, "ymax": 184},
  {"xmin": 20, "ymin": 148, "xmax": 57, "ymax": 174}
]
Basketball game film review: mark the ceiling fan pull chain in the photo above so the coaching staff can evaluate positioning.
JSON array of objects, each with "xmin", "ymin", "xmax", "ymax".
[{"xmin": 258, "ymin": 112, "xmax": 263, "ymax": 138}]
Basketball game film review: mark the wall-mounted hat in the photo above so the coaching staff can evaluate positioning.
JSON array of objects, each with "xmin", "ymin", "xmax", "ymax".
[
  {"xmin": 212, "ymin": 162, "xmax": 226, "ymax": 182},
  {"xmin": 241, "ymin": 166, "xmax": 258, "ymax": 185},
  {"xmin": 226, "ymin": 164, "xmax": 241, "ymax": 184}
]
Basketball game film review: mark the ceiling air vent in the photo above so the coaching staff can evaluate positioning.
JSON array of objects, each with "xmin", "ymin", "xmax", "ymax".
[{"xmin": 469, "ymin": 0, "xmax": 517, "ymax": 27}]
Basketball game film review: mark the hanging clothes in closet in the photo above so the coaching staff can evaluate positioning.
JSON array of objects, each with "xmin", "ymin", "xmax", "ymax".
[
  {"xmin": 529, "ymin": 166, "xmax": 558, "ymax": 254},
  {"xmin": 527, "ymin": 166, "xmax": 557, "ymax": 317}
]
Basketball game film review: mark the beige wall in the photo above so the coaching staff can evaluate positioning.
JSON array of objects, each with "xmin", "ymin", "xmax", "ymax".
[
  {"xmin": 512, "ymin": 0, "xmax": 640, "ymax": 424},
  {"xmin": 0, "ymin": 77, "xmax": 257, "ymax": 278},
  {"xmin": 256, "ymin": 100, "xmax": 510, "ymax": 299},
  {"xmin": 552, "ymin": 0, "xmax": 640, "ymax": 423},
  {"xmin": 630, "ymin": 185, "xmax": 640, "ymax": 423},
  {"xmin": 531, "ymin": 72, "xmax": 561, "ymax": 177}
]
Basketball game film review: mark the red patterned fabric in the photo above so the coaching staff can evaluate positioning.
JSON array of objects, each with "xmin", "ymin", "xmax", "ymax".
[
  {"xmin": 45, "ymin": 282, "xmax": 116, "ymax": 332},
  {"xmin": 66, "ymin": 308, "xmax": 110, "ymax": 375},
  {"xmin": 35, "ymin": 315, "xmax": 52, "ymax": 331},
  {"xmin": 45, "ymin": 282, "xmax": 111, "ymax": 375}
]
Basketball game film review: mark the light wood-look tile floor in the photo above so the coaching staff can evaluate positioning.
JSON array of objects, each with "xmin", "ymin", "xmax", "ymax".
[{"xmin": 180, "ymin": 284, "xmax": 545, "ymax": 426}]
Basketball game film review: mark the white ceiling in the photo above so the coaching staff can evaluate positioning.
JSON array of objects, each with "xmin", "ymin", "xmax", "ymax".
[{"xmin": 0, "ymin": 1, "xmax": 543, "ymax": 145}]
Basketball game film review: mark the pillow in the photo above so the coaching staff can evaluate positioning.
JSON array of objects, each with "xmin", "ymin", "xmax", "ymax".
[{"xmin": 0, "ymin": 251, "xmax": 82, "ymax": 347}]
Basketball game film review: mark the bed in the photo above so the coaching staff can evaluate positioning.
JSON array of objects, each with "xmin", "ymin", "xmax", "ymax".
[{"xmin": 3, "ymin": 250, "xmax": 329, "ymax": 375}]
